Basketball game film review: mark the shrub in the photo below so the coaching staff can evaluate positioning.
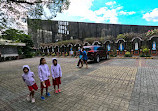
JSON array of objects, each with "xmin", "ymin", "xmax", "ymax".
[
  {"xmin": 143, "ymin": 48, "xmax": 149, "ymax": 53},
  {"xmin": 140, "ymin": 54, "xmax": 151, "ymax": 57},
  {"xmin": 52, "ymin": 53, "xmax": 56, "ymax": 56},
  {"xmin": 141, "ymin": 46, "xmax": 150, "ymax": 56},
  {"xmin": 84, "ymin": 38, "xmax": 96, "ymax": 44},
  {"xmin": 42, "ymin": 53, "xmax": 45, "ymax": 57},
  {"xmin": 52, "ymin": 39, "xmax": 81, "ymax": 46},
  {"xmin": 146, "ymin": 55, "xmax": 151, "ymax": 57},
  {"xmin": 34, "ymin": 51, "xmax": 41, "ymax": 56},
  {"xmin": 117, "ymin": 34, "xmax": 126, "ymax": 40},
  {"xmin": 125, "ymin": 51, "xmax": 132, "ymax": 57},
  {"xmin": 140, "ymin": 55, "xmax": 145, "ymax": 57},
  {"xmin": 65, "ymin": 53, "xmax": 68, "ymax": 56},
  {"xmin": 117, "ymin": 33, "xmax": 143, "ymax": 41},
  {"xmin": 25, "ymin": 52, "xmax": 34, "ymax": 58},
  {"xmin": 146, "ymin": 29, "xmax": 158, "ymax": 37}
]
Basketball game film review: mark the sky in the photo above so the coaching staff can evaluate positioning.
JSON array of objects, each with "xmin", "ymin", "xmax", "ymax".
[{"xmin": 52, "ymin": 0, "xmax": 158, "ymax": 26}]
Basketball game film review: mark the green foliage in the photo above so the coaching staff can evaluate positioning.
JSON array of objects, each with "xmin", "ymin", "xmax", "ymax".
[
  {"xmin": 140, "ymin": 55, "xmax": 146, "ymax": 57},
  {"xmin": 84, "ymin": 38, "xmax": 96, "ymax": 44},
  {"xmin": 2, "ymin": 29, "xmax": 24, "ymax": 41},
  {"xmin": 117, "ymin": 33, "xmax": 142, "ymax": 41},
  {"xmin": 140, "ymin": 54, "xmax": 151, "ymax": 57},
  {"xmin": 126, "ymin": 42, "xmax": 132, "ymax": 51},
  {"xmin": 17, "ymin": 47, "xmax": 23, "ymax": 55},
  {"xmin": 84, "ymin": 37, "xmax": 113, "ymax": 44},
  {"xmin": 141, "ymin": 45, "xmax": 150, "ymax": 56},
  {"xmin": 125, "ymin": 51, "xmax": 130, "ymax": 55},
  {"xmin": 34, "ymin": 51, "xmax": 41, "ymax": 56},
  {"xmin": 65, "ymin": 53, "xmax": 68, "ymax": 56},
  {"xmin": 52, "ymin": 53, "xmax": 56, "ymax": 56},
  {"xmin": 143, "ymin": 48, "xmax": 149, "ymax": 53},
  {"xmin": 42, "ymin": 53, "xmax": 45, "ymax": 57},
  {"xmin": 117, "ymin": 34, "xmax": 126, "ymax": 40},
  {"xmin": 125, "ymin": 51, "xmax": 132, "ymax": 57},
  {"xmin": 104, "ymin": 35, "xmax": 115, "ymax": 41},
  {"xmin": 146, "ymin": 29, "xmax": 158, "ymax": 37},
  {"xmin": 1, "ymin": 28, "xmax": 34, "ymax": 58}
]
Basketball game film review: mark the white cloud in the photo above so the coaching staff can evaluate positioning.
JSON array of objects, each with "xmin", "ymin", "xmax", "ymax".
[
  {"xmin": 119, "ymin": 11, "xmax": 136, "ymax": 15},
  {"xmin": 53, "ymin": 0, "xmax": 135, "ymax": 24},
  {"xmin": 143, "ymin": 8, "xmax": 158, "ymax": 22},
  {"xmin": 94, "ymin": 7, "xmax": 122, "ymax": 23},
  {"xmin": 105, "ymin": 1, "xmax": 116, "ymax": 6},
  {"xmin": 54, "ymin": 0, "xmax": 97, "ymax": 21}
]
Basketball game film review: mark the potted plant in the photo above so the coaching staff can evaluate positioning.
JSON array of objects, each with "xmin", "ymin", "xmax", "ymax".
[
  {"xmin": 52, "ymin": 53, "xmax": 56, "ymax": 56},
  {"xmin": 124, "ymin": 51, "xmax": 132, "ymax": 57}
]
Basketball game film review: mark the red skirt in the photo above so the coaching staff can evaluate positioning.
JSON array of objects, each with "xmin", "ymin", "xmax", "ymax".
[
  {"xmin": 53, "ymin": 77, "xmax": 61, "ymax": 85},
  {"xmin": 28, "ymin": 83, "xmax": 38, "ymax": 91},
  {"xmin": 41, "ymin": 79, "xmax": 51, "ymax": 88}
]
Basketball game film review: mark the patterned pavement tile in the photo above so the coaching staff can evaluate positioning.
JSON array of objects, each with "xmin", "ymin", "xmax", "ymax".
[{"xmin": 1, "ymin": 57, "xmax": 158, "ymax": 111}]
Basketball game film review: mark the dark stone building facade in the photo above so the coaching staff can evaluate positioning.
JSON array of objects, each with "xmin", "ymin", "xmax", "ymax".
[{"xmin": 27, "ymin": 19, "xmax": 158, "ymax": 48}]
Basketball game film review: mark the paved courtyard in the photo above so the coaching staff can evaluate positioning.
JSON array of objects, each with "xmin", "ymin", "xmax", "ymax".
[{"xmin": 0, "ymin": 57, "xmax": 158, "ymax": 111}]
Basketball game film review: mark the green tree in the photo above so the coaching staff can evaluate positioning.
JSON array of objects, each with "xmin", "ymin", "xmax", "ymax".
[
  {"xmin": 1, "ymin": 29, "xmax": 23, "ymax": 41},
  {"xmin": 1, "ymin": 28, "xmax": 34, "ymax": 58}
]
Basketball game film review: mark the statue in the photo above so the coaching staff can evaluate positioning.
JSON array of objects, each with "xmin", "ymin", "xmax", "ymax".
[
  {"xmin": 152, "ymin": 41, "xmax": 156, "ymax": 50},
  {"xmin": 119, "ymin": 43, "xmax": 124, "ymax": 51},
  {"xmin": 52, "ymin": 47, "xmax": 54, "ymax": 52},
  {"xmin": 107, "ymin": 44, "xmax": 111, "ymax": 51},
  {"xmin": 135, "ymin": 42, "xmax": 138, "ymax": 50}
]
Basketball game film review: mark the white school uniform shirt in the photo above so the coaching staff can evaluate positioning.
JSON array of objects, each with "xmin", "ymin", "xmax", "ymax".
[
  {"xmin": 22, "ymin": 65, "xmax": 35, "ymax": 86},
  {"xmin": 38, "ymin": 64, "xmax": 50, "ymax": 82},
  {"xmin": 51, "ymin": 58, "xmax": 62, "ymax": 79},
  {"xmin": 51, "ymin": 64, "xmax": 62, "ymax": 79}
]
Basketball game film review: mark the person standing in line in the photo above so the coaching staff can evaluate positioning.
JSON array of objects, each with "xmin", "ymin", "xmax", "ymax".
[{"xmin": 38, "ymin": 58, "xmax": 51, "ymax": 100}]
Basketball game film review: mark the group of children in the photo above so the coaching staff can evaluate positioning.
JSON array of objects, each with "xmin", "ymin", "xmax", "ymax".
[{"xmin": 22, "ymin": 58, "xmax": 62, "ymax": 103}]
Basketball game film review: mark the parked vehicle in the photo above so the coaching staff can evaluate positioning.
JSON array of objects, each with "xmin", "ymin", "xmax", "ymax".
[{"xmin": 83, "ymin": 45, "xmax": 108, "ymax": 63}]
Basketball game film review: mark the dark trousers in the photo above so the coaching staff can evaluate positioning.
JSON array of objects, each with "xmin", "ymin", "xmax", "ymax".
[{"xmin": 77, "ymin": 59, "xmax": 83, "ymax": 66}]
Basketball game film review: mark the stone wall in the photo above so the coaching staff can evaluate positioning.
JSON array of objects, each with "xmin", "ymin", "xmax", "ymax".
[{"xmin": 27, "ymin": 19, "xmax": 158, "ymax": 48}]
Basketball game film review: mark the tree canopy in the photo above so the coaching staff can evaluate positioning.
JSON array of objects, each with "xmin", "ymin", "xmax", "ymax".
[
  {"xmin": 1, "ymin": 28, "xmax": 34, "ymax": 57},
  {"xmin": 0, "ymin": 0, "xmax": 70, "ymax": 32}
]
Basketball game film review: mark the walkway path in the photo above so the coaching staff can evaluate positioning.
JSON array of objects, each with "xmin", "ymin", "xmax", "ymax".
[{"xmin": 0, "ymin": 57, "xmax": 158, "ymax": 111}]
